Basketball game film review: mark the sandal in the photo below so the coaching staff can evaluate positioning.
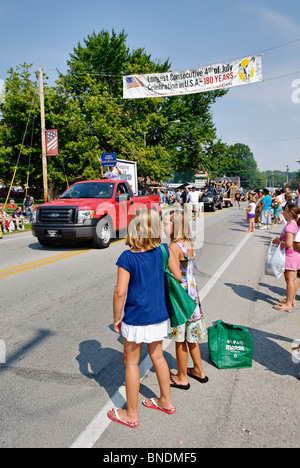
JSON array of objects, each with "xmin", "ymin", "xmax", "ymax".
[
  {"xmin": 187, "ymin": 367, "xmax": 209, "ymax": 383},
  {"xmin": 170, "ymin": 374, "xmax": 190, "ymax": 390},
  {"xmin": 107, "ymin": 408, "xmax": 139, "ymax": 428},
  {"xmin": 142, "ymin": 398, "xmax": 176, "ymax": 415}
]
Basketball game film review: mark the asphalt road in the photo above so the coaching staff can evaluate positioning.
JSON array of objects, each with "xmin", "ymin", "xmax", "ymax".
[{"xmin": 0, "ymin": 205, "xmax": 299, "ymax": 449}]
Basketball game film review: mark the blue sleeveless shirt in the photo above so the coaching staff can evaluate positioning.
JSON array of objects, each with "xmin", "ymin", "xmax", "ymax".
[{"xmin": 116, "ymin": 244, "xmax": 170, "ymax": 326}]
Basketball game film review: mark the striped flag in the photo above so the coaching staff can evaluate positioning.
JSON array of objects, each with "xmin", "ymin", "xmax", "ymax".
[
  {"xmin": 126, "ymin": 76, "xmax": 144, "ymax": 89},
  {"xmin": 46, "ymin": 129, "xmax": 58, "ymax": 156}
]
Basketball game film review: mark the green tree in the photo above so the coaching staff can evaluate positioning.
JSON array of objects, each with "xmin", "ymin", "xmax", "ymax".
[
  {"xmin": 217, "ymin": 143, "xmax": 259, "ymax": 189},
  {"xmin": 58, "ymin": 29, "xmax": 172, "ymax": 182},
  {"xmin": 0, "ymin": 64, "xmax": 40, "ymax": 190},
  {"xmin": 158, "ymin": 91, "xmax": 228, "ymax": 177},
  {"xmin": 0, "ymin": 29, "xmax": 232, "ymax": 198}
]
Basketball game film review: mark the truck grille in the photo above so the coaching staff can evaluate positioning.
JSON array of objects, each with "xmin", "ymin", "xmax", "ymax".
[{"xmin": 38, "ymin": 207, "xmax": 77, "ymax": 223}]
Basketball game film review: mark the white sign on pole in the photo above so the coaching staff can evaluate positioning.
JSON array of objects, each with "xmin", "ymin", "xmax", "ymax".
[
  {"xmin": 123, "ymin": 55, "xmax": 262, "ymax": 99},
  {"xmin": 195, "ymin": 179, "xmax": 206, "ymax": 188},
  {"xmin": 117, "ymin": 159, "xmax": 138, "ymax": 195}
]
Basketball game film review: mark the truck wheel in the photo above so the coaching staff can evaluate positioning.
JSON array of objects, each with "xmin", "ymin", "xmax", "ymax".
[{"xmin": 93, "ymin": 217, "xmax": 112, "ymax": 249}]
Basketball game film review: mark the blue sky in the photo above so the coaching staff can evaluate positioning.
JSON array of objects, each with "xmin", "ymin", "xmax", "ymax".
[{"xmin": 1, "ymin": 0, "xmax": 300, "ymax": 175}]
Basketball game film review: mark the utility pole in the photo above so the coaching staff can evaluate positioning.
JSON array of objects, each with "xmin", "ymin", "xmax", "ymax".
[{"xmin": 39, "ymin": 66, "xmax": 48, "ymax": 202}]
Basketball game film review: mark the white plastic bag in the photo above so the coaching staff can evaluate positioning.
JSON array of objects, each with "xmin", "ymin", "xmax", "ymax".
[
  {"xmin": 265, "ymin": 241, "xmax": 285, "ymax": 278},
  {"xmin": 279, "ymin": 212, "xmax": 287, "ymax": 226}
]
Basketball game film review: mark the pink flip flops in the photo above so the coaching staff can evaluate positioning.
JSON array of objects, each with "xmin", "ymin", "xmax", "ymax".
[
  {"xmin": 142, "ymin": 398, "xmax": 176, "ymax": 415},
  {"xmin": 107, "ymin": 408, "xmax": 139, "ymax": 428}
]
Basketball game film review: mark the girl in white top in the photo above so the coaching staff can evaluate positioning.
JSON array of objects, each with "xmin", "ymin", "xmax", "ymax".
[{"xmin": 244, "ymin": 196, "xmax": 256, "ymax": 232}]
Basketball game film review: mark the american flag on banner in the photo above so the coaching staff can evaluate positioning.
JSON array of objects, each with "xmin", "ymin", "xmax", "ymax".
[
  {"xmin": 126, "ymin": 76, "xmax": 144, "ymax": 89},
  {"xmin": 46, "ymin": 129, "xmax": 58, "ymax": 156}
]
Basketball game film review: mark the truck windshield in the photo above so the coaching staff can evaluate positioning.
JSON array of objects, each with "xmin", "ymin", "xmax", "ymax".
[{"xmin": 60, "ymin": 182, "xmax": 115, "ymax": 199}]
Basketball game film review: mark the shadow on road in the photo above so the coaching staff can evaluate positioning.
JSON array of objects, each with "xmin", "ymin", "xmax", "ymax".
[{"xmin": 76, "ymin": 336, "xmax": 178, "ymax": 403}]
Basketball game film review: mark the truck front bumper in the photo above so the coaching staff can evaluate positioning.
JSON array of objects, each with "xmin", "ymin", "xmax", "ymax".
[{"xmin": 31, "ymin": 221, "xmax": 97, "ymax": 240}]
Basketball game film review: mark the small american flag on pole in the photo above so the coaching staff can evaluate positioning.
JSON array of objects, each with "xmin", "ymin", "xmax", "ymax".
[
  {"xmin": 46, "ymin": 129, "xmax": 58, "ymax": 156},
  {"xmin": 126, "ymin": 76, "xmax": 144, "ymax": 89}
]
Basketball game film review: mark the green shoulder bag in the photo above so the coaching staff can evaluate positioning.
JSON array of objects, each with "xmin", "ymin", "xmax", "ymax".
[{"xmin": 160, "ymin": 244, "xmax": 196, "ymax": 327}]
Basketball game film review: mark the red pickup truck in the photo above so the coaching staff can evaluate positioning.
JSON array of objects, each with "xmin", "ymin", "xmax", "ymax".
[{"xmin": 31, "ymin": 180, "xmax": 161, "ymax": 248}]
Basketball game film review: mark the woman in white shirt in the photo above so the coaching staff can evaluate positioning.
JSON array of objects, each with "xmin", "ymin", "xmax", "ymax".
[
  {"xmin": 244, "ymin": 196, "xmax": 256, "ymax": 232},
  {"xmin": 293, "ymin": 221, "xmax": 300, "ymax": 253}
]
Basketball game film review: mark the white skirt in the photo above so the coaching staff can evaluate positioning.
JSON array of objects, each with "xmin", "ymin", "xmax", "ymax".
[{"xmin": 121, "ymin": 319, "xmax": 171, "ymax": 344}]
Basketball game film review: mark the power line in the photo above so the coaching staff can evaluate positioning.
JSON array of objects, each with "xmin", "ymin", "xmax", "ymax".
[
  {"xmin": 255, "ymin": 38, "xmax": 300, "ymax": 55},
  {"xmin": 226, "ymin": 136, "xmax": 300, "ymax": 144},
  {"xmin": 42, "ymin": 37, "xmax": 300, "ymax": 78}
]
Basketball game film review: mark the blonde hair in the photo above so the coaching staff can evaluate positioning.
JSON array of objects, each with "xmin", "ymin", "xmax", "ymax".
[
  {"xmin": 126, "ymin": 209, "xmax": 161, "ymax": 250},
  {"xmin": 165, "ymin": 209, "xmax": 193, "ymax": 246},
  {"xmin": 285, "ymin": 192, "xmax": 293, "ymax": 202}
]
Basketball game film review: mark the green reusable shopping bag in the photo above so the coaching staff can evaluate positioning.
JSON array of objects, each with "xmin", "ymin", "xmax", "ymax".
[
  {"xmin": 160, "ymin": 244, "xmax": 196, "ymax": 327},
  {"xmin": 208, "ymin": 320, "xmax": 253, "ymax": 369}
]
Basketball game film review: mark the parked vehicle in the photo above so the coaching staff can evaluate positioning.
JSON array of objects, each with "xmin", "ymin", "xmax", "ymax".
[
  {"xmin": 201, "ymin": 188, "xmax": 223, "ymax": 211},
  {"xmin": 31, "ymin": 180, "xmax": 161, "ymax": 248},
  {"xmin": 0, "ymin": 187, "xmax": 24, "ymax": 198}
]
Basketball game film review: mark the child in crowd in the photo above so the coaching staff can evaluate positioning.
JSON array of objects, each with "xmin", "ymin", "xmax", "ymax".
[
  {"xmin": 108, "ymin": 209, "xmax": 181, "ymax": 428},
  {"xmin": 0, "ymin": 203, "xmax": 13, "ymax": 233},
  {"xmin": 272, "ymin": 203, "xmax": 300, "ymax": 312},
  {"xmin": 273, "ymin": 190, "xmax": 282, "ymax": 225},
  {"xmin": 163, "ymin": 209, "xmax": 208, "ymax": 390},
  {"xmin": 244, "ymin": 196, "xmax": 256, "ymax": 232}
]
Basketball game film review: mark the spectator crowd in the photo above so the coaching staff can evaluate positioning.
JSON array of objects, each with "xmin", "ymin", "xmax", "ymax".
[{"xmin": 0, "ymin": 195, "xmax": 34, "ymax": 239}]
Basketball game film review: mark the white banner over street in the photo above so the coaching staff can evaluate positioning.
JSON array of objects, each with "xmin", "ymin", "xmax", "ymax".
[{"xmin": 123, "ymin": 55, "xmax": 262, "ymax": 99}]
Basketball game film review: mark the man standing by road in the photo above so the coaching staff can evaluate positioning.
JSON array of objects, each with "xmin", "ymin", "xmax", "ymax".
[
  {"xmin": 23, "ymin": 195, "xmax": 34, "ymax": 223},
  {"xmin": 235, "ymin": 191, "xmax": 241, "ymax": 209},
  {"xmin": 180, "ymin": 187, "xmax": 189, "ymax": 206},
  {"xmin": 187, "ymin": 186, "xmax": 201, "ymax": 219},
  {"xmin": 259, "ymin": 188, "xmax": 272, "ymax": 230}
]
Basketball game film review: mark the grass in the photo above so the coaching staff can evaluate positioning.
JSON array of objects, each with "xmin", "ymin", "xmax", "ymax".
[
  {"xmin": 0, "ymin": 205, "xmax": 32, "ymax": 237},
  {"xmin": 0, "ymin": 198, "xmax": 46, "ymax": 237}
]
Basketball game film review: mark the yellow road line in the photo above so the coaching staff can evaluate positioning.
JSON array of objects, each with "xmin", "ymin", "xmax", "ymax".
[
  {"xmin": 0, "ymin": 249, "xmax": 93, "ymax": 279},
  {"xmin": 0, "ymin": 238, "xmax": 125, "ymax": 279},
  {"xmin": 0, "ymin": 250, "xmax": 87, "ymax": 274}
]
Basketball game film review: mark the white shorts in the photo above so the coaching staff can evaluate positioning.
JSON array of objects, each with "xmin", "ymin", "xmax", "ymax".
[
  {"xmin": 121, "ymin": 319, "xmax": 171, "ymax": 344},
  {"xmin": 261, "ymin": 210, "xmax": 271, "ymax": 225}
]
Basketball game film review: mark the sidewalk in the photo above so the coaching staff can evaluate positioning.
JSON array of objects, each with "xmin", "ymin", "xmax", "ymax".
[{"xmin": 94, "ymin": 222, "xmax": 300, "ymax": 448}]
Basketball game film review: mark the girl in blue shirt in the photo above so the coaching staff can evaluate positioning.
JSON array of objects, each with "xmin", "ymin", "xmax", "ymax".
[{"xmin": 108, "ymin": 209, "xmax": 182, "ymax": 428}]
